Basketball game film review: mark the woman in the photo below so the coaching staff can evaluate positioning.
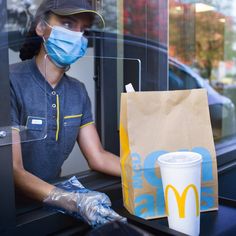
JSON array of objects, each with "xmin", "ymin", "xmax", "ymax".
[{"xmin": 10, "ymin": 0, "xmax": 124, "ymax": 226}]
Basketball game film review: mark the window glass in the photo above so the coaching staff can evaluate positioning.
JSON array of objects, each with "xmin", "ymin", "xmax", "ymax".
[
  {"xmin": 1, "ymin": 0, "xmax": 236, "ymax": 227},
  {"xmin": 169, "ymin": 0, "xmax": 236, "ymax": 141},
  {"xmin": 3, "ymin": 0, "xmax": 167, "ymax": 216}
]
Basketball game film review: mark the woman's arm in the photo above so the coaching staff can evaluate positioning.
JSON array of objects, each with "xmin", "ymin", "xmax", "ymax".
[
  {"xmin": 12, "ymin": 130, "xmax": 54, "ymax": 201},
  {"xmin": 13, "ymin": 130, "xmax": 125, "ymax": 225},
  {"xmin": 77, "ymin": 124, "xmax": 121, "ymax": 177}
]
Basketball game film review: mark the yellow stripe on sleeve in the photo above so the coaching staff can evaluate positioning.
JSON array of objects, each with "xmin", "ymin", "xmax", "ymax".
[
  {"xmin": 11, "ymin": 127, "xmax": 20, "ymax": 132},
  {"xmin": 80, "ymin": 121, "xmax": 94, "ymax": 129}
]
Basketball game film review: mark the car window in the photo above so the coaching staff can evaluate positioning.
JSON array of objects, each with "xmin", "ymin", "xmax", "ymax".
[{"xmin": 169, "ymin": 64, "xmax": 199, "ymax": 90}]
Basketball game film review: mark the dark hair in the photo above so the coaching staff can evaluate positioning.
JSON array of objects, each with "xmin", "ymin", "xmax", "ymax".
[{"xmin": 19, "ymin": 12, "xmax": 50, "ymax": 61}]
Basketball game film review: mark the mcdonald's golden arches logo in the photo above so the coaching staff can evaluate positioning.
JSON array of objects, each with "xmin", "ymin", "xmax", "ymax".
[{"xmin": 165, "ymin": 184, "xmax": 200, "ymax": 218}]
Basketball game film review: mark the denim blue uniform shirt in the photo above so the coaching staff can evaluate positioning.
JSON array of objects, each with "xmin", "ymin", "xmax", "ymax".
[{"xmin": 10, "ymin": 58, "xmax": 94, "ymax": 181}]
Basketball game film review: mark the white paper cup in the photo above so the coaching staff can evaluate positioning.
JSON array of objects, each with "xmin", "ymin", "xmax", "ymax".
[{"xmin": 157, "ymin": 152, "xmax": 202, "ymax": 236}]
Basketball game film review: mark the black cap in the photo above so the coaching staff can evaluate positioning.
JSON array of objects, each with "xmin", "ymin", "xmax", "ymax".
[{"xmin": 35, "ymin": 0, "xmax": 105, "ymax": 27}]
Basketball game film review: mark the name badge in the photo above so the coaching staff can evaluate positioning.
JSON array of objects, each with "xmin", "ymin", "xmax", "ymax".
[
  {"xmin": 31, "ymin": 119, "xmax": 43, "ymax": 125},
  {"xmin": 26, "ymin": 116, "xmax": 46, "ymax": 131}
]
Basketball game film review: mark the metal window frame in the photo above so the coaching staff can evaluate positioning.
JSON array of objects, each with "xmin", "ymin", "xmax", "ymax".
[{"xmin": 0, "ymin": 0, "xmax": 16, "ymax": 233}]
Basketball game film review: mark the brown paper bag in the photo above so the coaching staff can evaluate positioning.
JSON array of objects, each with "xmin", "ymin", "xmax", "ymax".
[{"xmin": 120, "ymin": 89, "xmax": 218, "ymax": 219}]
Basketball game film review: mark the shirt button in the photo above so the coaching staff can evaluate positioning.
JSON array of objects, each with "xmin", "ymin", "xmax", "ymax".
[
  {"xmin": 51, "ymin": 91, "xmax": 56, "ymax": 95},
  {"xmin": 52, "ymin": 115, "xmax": 56, "ymax": 119},
  {"xmin": 52, "ymin": 104, "xmax": 56, "ymax": 108}
]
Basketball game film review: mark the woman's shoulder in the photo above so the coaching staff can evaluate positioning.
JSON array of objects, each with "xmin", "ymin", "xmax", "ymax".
[
  {"xmin": 64, "ymin": 74, "xmax": 86, "ymax": 89},
  {"xmin": 64, "ymin": 74, "xmax": 89, "ymax": 99},
  {"xmin": 9, "ymin": 59, "xmax": 32, "ymax": 75}
]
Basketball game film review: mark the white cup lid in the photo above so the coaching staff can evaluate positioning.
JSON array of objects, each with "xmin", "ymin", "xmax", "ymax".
[{"xmin": 157, "ymin": 151, "xmax": 202, "ymax": 168}]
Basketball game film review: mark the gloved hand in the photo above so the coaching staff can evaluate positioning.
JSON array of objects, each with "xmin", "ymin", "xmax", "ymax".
[{"xmin": 43, "ymin": 176, "xmax": 126, "ymax": 227}]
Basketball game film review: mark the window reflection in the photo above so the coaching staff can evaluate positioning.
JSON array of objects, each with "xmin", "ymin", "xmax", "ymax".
[
  {"xmin": 169, "ymin": 0, "xmax": 236, "ymax": 141},
  {"xmin": 124, "ymin": 0, "xmax": 167, "ymax": 43}
]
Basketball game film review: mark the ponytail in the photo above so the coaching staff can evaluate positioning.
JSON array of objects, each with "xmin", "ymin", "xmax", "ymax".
[
  {"xmin": 19, "ymin": 23, "xmax": 42, "ymax": 61},
  {"xmin": 19, "ymin": 12, "xmax": 50, "ymax": 61}
]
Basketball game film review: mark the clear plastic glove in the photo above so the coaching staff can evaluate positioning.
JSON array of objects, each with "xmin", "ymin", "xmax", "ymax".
[{"xmin": 43, "ymin": 176, "xmax": 126, "ymax": 227}]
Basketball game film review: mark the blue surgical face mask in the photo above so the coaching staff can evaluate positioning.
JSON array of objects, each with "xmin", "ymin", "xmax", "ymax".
[{"xmin": 43, "ymin": 22, "xmax": 88, "ymax": 68}]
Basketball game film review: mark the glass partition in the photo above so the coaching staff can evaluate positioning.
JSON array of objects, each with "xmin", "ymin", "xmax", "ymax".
[
  {"xmin": 14, "ymin": 55, "xmax": 141, "ymax": 215},
  {"xmin": 44, "ymin": 52, "xmax": 141, "ymax": 178}
]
